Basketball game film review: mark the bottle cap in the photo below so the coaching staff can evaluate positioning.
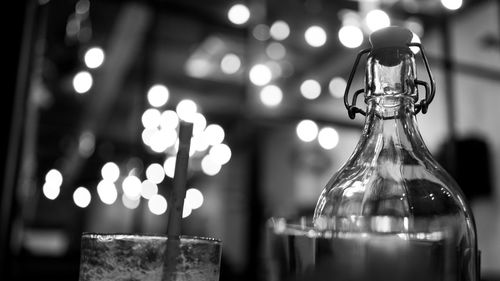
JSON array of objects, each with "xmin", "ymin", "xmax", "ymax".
[{"xmin": 369, "ymin": 26, "xmax": 413, "ymax": 50}]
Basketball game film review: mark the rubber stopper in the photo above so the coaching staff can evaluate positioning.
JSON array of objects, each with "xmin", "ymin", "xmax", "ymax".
[{"xmin": 369, "ymin": 26, "xmax": 413, "ymax": 50}]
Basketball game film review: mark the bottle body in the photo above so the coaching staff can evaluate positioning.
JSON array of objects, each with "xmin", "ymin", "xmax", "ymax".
[{"xmin": 313, "ymin": 46, "xmax": 478, "ymax": 281}]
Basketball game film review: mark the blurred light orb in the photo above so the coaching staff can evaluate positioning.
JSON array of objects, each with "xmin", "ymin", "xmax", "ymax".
[
  {"xmin": 147, "ymin": 84, "xmax": 169, "ymax": 108},
  {"xmin": 43, "ymin": 182, "xmax": 60, "ymax": 200},
  {"xmin": 150, "ymin": 129, "xmax": 177, "ymax": 153},
  {"xmin": 296, "ymin": 119, "xmax": 319, "ymax": 142},
  {"xmin": 201, "ymin": 155, "xmax": 222, "ymax": 176},
  {"xmin": 410, "ymin": 32, "xmax": 421, "ymax": 54},
  {"xmin": 73, "ymin": 71, "xmax": 93, "ymax": 94},
  {"xmin": 338, "ymin": 25, "xmax": 363, "ymax": 48},
  {"xmin": 122, "ymin": 175, "xmax": 142, "ymax": 200},
  {"xmin": 78, "ymin": 131, "xmax": 95, "ymax": 157},
  {"xmin": 176, "ymin": 99, "xmax": 198, "ymax": 122},
  {"xmin": 160, "ymin": 110, "xmax": 179, "ymax": 129},
  {"xmin": 183, "ymin": 204, "xmax": 192, "ymax": 218},
  {"xmin": 204, "ymin": 124, "xmax": 225, "ymax": 145},
  {"xmin": 185, "ymin": 188, "xmax": 204, "ymax": 210},
  {"xmin": 405, "ymin": 18, "xmax": 424, "ymax": 37},
  {"xmin": 441, "ymin": 0, "xmax": 462, "ymax": 10},
  {"xmin": 148, "ymin": 194, "xmax": 167, "ymax": 215},
  {"xmin": 45, "ymin": 169, "xmax": 63, "ymax": 187},
  {"xmin": 300, "ymin": 79, "xmax": 321, "ymax": 100},
  {"xmin": 141, "ymin": 128, "xmax": 156, "ymax": 146},
  {"xmin": 252, "ymin": 24, "xmax": 270, "ymax": 41},
  {"xmin": 249, "ymin": 64, "xmax": 272, "ymax": 86},
  {"xmin": 227, "ymin": 4, "xmax": 250, "ymax": 25},
  {"xmin": 186, "ymin": 58, "xmax": 211, "ymax": 78},
  {"xmin": 163, "ymin": 157, "xmax": 176, "ymax": 178},
  {"xmin": 304, "ymin": 26, "xmax": 327, "ymax": 47},
  {"xmin": 101, "ymin": 162, "xmax": 120, "ymax": 182},
  {"xmin": 192, "ymin": 135, "xmax": 210, "ymax": 152},
  {"xmin": 266, "ymin": 42, "xmax": 286, "ymax": 60},
  {"xmin": 209, "ymin": 143, "xmax": 232, "ymax": 165},
  {"xmin": 75, "ymin": 0, "xmax": 90, "ymax": 14},
  {"xmin": 141, "ymin": 108, "xmax": 161, "ymax": 129},
  {"xmin": 259, "ymin": 85, "xmax": 283, "ymax": 107},
  {"xmin": 84, "ymin": 47, "xmax": 105, "ymax": 69},
  {"xmin": 141, "ymin": 180, "xmax": 158, "ymax": 199},
  {"xmin": 146, "ymin": 163, "xmax": 165, "ymax": 184},
  {"xmin": 73, "ymin": 186, "xmax": 91, "ymax": 208},
  {"xmin": 97, "ymin": 180, "xmax": 118, "ymax": 205},
  {"xmin": 122, "ymin": 194, "xmax": 140, "ymax": 209},
  {"xmin": 365, "ymin": 9, "xmax": 390, "ymax": 32},
  {"xmin": 192, "ymin": 113, "xmax": 207, "ymax": 136},
  {"xmin": 328, "ymin": 77, "xmax": 347, "ymax": 98},
  {"xmin": 220, "ymin": 53, "xmax": 241, "ymax": 75},
  {"xmin": 270, "ymin": 20, "xmax": 290, "ymax": 41},
  {"xmin": 318, "ymin": 127, "xmax": 340, "ymax": 150}
]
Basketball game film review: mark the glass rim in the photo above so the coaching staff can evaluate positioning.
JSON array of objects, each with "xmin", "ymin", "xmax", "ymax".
[{"xmin": 81, "ymin": 232, "xmax": 222, "ymax": 244}]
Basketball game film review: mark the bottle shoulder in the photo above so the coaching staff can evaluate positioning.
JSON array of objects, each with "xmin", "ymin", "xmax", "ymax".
[{"xmin": 314, "ymin": 149, "xmax": 471, "ymax": 220}]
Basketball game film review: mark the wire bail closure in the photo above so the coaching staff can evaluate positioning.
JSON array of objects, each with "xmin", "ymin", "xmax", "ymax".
[{"xmin": 343, "ymin": 43, "xmax": 436, "ymax": 119}]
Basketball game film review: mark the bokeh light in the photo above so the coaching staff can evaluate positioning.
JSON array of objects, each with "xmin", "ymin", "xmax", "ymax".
[
  {"xmin": 259, "ymin": 85, "xmax": 283, "ymax": 107},
  {"xmin": 270, "ymin": 20, "xmax": 290, "ymax": 41},
  {"xmin": 141, "ymin": 108, "xmax": 161, "ymax": 129},
  {"xmin": 252, "ymin": 24, "xmax": 270, "ymax": 41},
  {"xmin": 185, "ymin": 188, "xmax": 204, "ymax": 210},
  {"xmin": 142, "ymin": 128, "xmax": 156, "ymax": 146},
  {"xmin": 220, "ymin": 53, "xmax": 241, "ymax": 74},
  {"xmin": 249, "ymin": 64, "xmax": 272, "ymax": 86},
  {"xmin": 365, "ymin": 9, "xmax": 391, "ymax": 32},
  {"xmin": 122, "ymin": 194, "xmax": 140, "ymax": 209},
  {"xmin": 73, "ymin": 71, "xmax": 93, "ymax": 94},
  {"xmin": 192, "ymin": 113, "xmax": 207, "ymax": 136},
  {"xmin": 73, "ymin": 186, "xmax": 91, "ymax": 208},
  {"xmin": 163, "ymin": 157, "xmax": 176, "ymax": 178},
  {"xmin": 209, "ymin": 143, "xmax": 232, "ymax": 165},
  {"xmin": 159, "ymin": 110, "xmax": 179, "ymax": 129},
  {"xmin": 147, "ymin": 84, "xmax": 169, "ymax": 108},
  {"xmin": 122, "ymin": 175, "xmax": 142, "ymax": 200},
  {"xmin": 183, "ymin": 204, "xmax": 192, "ymax": 218},
  {"xmin": 227, "ymin": 4, "xmax": 250, "ymax": 25},
  {"xmin": 266, "ymin": 42, "xmax": 286, "ymax": 60},
  {"xmin": 441, "ymin": 0, "xmax": 462, "ymax": 10},
  {"xmin": 42, "ymin": 182, "xmax": 60, "ymax": 200},
  {"xmin": 318, "ymin": 127, "xmax": 340, "ymax": 150},
  {"xmin": 338, "ymin": 25, "xmax": 363, "ymax": 48},
  {"xmin": 149, "ymin": 128, "xmax": 177, "ymax": 153},
  {"xmin": 84, "ymin": 47, "xmax": 105, "ymax": 69},
  {"xmin": 97, "ymin": 180, "xmax": 118, "ymax": 205},
  {"xmin": 304, "ymin": 26, "xmax": 327, "ymax": 47},
  {"xmin": 148, "ymin": 194, "xmax": 167, "ymax": 215},
  {"xmin": 176, "ymin": 99, "xmax": 198, "ymax": 122},
  {"xmin": 141, "ymin": 180, "xmax": 158, "ymax": 199},
  {"xmin": 101, "ymin": 162, "xmax": 120, "ymax": 182},
  {"xmin": 204, "ymin": 124, "xmax": 225, "ymax": 145},
  {"xmin": 329, "ymin": 77, "xmax": 347, "ymax": 98},
  {"xmin": 201, "ymin": 155, "xmax": 222, "ymax": 176},
  {"xmin": 146, "ymin": 163, "xmax": 165, "ymax": 184},
  {"xmin": 296, "ymin": 119, "xmax": 319, "ymax": 142},
  {"xmin": 300, "ymin": 79, "xmax": 322, "ymax": 100},
  {"xmin": 45, "ymin": 169, "xmax": 63, "ymax": 187}
]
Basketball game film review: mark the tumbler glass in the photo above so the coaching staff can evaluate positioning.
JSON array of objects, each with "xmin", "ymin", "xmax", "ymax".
[{"xmin": 78, "ymin": 233, "xmax": 222, "ymax": 281}]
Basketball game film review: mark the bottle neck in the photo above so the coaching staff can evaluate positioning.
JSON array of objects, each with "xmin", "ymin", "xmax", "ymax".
[{"xmin": 357, "ymin": 96, "xmax": 430, "ymax": 165}]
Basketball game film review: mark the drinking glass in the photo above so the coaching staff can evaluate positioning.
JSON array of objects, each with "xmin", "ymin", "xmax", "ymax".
[{"xmin": 78, "ymin": 233, "xmax": 222, "ymax": 281}]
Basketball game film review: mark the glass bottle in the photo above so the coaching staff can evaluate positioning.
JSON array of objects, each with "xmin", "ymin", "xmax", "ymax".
[{"xmin": 313, "ymin": 27, "xmax": 479, "ymax": 281}]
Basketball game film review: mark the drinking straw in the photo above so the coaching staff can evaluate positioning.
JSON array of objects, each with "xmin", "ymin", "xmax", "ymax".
[{"xmin": 162, "ymin": 120, "xmax": 193, "ymax": 281}]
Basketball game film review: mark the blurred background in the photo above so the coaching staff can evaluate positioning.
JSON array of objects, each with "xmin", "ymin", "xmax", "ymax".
[{"xmin": 0, "ymin": 0, "xmax": 499, "ymax": 280}]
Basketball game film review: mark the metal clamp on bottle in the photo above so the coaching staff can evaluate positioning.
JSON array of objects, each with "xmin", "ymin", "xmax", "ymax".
[{"xmin": 343, "ymin": 27, "xmax": 436, "ymax": 119}]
